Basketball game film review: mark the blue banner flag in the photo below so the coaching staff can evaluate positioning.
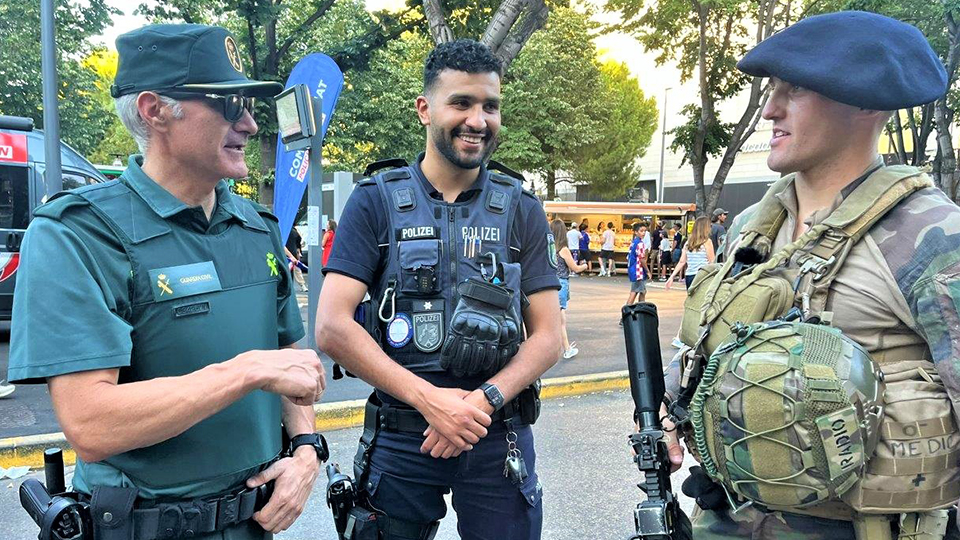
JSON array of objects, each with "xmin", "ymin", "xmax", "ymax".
[{"xmin": 273, "ymin": 53, "xmax": 344, "ymax": 244}]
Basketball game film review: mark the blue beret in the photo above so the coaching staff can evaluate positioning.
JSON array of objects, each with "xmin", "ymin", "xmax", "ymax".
[{"xmin": 737, "ymin": 11, "xmax": 947, "ymax": 110}]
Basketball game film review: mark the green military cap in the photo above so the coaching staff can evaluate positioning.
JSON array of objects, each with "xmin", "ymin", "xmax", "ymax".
[{"xmin": 110, "ymin": 24, "xmax": 283, "ymax": 98}]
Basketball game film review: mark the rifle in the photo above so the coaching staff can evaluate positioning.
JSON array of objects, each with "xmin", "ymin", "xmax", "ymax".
[{"xmin": 622, "ymin": 303, "xmax": 692, "ymax": 540}]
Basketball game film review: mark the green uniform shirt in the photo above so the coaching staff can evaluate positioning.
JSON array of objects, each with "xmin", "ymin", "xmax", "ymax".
[{"xmin": 8, "ymin": 156, "xmax": 305, "ymax": 498}]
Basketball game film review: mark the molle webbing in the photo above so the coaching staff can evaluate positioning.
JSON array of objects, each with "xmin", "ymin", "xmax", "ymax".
[{"xmin": 698, "ymin": 168, "xmax": 933, "ymax": 336}]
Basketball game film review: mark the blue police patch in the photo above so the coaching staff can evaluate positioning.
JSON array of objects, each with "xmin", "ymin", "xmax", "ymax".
[{"xmin": 386, "ymin": 313, "xmax": 413, "ymax": 348}]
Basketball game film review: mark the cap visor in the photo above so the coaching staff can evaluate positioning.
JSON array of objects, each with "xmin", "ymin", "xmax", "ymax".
[{"xmin": 175, "ymin": 79, "xmax": 284, "ymax": 97}]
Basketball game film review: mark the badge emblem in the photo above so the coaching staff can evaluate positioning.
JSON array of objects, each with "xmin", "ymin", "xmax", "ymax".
[
  {"xmin": 157, "ymin": 273, "xmax": 173, "ymax": 296},
  {"xmin": 546, "ymin": 233, "xmax": 558, "ymax": 268},
  {"xmin": 266, "ymin": 252, "xmax": 280, "ymax": 277},
  {"xmin": 386, "ymin": 313, "xmax": 413, "ymax": 348},
  {"xmin": 224, "ymin": 36, "xmax": 244, "ymax": 73},
  {"xmin": 413, "ymin": 312, "xmax": 443, "ymax": 353}
]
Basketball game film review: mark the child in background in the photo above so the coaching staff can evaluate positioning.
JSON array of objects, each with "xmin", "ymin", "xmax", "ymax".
[{"xmin": 625, "ymin": 222, "xmax": 650, "ymax": 313}]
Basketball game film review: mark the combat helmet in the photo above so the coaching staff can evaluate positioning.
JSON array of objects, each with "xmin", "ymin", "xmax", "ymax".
[{"xmin": 688, "ymin": 319, "xmax": 884, "ymax": 509}]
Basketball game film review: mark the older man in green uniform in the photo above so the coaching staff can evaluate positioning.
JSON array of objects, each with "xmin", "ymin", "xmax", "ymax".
[
  {"xmin": 659, "ymin": 11, "xmax": 960, "ymax": 540},
  {"xmin": 8, "ymin": 24, "xmax": 327, "ymax": 539}
]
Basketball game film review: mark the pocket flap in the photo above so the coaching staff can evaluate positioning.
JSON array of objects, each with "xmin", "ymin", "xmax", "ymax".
[{"xmin": 398, "ymin": 240, "xmax": 440, "ymax": 268}]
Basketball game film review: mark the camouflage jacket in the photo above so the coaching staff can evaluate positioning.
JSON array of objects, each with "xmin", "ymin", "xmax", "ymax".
[{"xmin": 698, "ymin": 169, "xmax": 960, "ymax": 422}]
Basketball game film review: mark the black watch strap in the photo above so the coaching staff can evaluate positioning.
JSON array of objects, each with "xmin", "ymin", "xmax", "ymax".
[
  {"xmin": 289, "ymin": 433, "xmax": 330, "ymax": 463},
  {"xmin": 480, "ymin": 383, "xmax": 505, "ymax": 411}
]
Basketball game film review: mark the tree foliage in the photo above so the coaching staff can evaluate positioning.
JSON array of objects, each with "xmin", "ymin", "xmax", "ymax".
[
  {"xmin": 495, "ymin": 5, "xmax": 604, "ymax": 198},
  {"xmin": 606, "ymin": 0, "xmax": 791, "ymax": 216},
  {"xmin": 570, "ymin": 59, "xmax": 658, "ymax": 198},
  {"xmin": 0, "ymin": 0, "xmax": 119, "ymax": 156},
  {"xmin": 809, "ymin": 0, "xmax": 960, "ymax": 200}
]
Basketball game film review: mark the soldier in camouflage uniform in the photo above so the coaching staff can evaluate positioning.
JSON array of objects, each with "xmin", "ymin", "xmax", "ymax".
[{"xmin": 660, "ymin": 11, "xmax": 960, "ymax": 539}]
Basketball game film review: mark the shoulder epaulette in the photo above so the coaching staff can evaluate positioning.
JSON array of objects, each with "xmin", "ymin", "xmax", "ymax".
[
  {"xmin": 363, "ymin": 158, "xmax": 409, "ymax": 177},
  {"xmin": 32, "ymin": 192, "xmax": 90, "ymax": 221},
  {"xmin": 487, "ymin": 160, "xmax": 525, "ymax": 183},
  {"xmin": 247, "ymin": 200, "xmax": 280, "ymax": 224}
]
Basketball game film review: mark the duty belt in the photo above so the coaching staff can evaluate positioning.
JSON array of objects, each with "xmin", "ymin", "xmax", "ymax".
[
  {"xmin": 375, "ymin": 395, "xmax": 533, "ymax": 434},
  {"xmin": 84, "ymin": 482, "xmax": 272, "ymax": 540}
]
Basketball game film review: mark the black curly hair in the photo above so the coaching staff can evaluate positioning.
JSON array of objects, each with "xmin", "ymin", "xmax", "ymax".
[{"xmin": 423, "ymin": 39, "xmax": 503, "ymax": 94}]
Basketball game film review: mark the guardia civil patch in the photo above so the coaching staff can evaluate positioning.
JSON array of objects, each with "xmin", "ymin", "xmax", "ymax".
[
  {"xmin": 148, "ymin": 261, "xmax": 222, "ymax": 302},
  {"xmin": 815, "ymin": 406, "xmax": 864, "ymax": 481},
  {"xmin": 413, "ymin": 312, "xmax": 443, "ymax": 352},
  {"xmin": 546, "ymin": 233, "xmax": 558, "ymax": 268}
]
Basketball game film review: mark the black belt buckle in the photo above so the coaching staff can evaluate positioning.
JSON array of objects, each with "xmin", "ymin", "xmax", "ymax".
[
  {"xmin": 157, "ymin": 504, "xmax": 183, "ymax": 539},
  {"xmin": 216, "ymin": 493, "xmax": 241, "ymax": 531}
]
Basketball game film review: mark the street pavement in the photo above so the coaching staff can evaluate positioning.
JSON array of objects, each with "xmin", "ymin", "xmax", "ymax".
[
  {"xmin": 0, "ymin": 274, "xmax": 687, "ymax": 440},
  {"xmin": 0, "ymin": 388, "xmax": 700, "ymax": 540}
]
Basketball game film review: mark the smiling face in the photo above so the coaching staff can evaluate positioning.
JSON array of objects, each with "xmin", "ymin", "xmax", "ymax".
[
  {"xmin": 166, "ymin": 96, "xmax": 258, "ymax": 181},
  {"xmin": 417, "ymin": 69, "xmax": 501, "ymax": 170},
  {"xmin": 762, "ymin": 78, "xmax": 864, "ymax": 175}
]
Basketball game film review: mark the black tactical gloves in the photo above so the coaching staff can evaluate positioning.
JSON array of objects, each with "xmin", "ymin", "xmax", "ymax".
[
  {"xmin": 440, "ymin": 277, "xmax": 522, "ymax": 377},
  {"xmin": 681, "ymin": 466, "xmax": 729, "ymax": 511}
]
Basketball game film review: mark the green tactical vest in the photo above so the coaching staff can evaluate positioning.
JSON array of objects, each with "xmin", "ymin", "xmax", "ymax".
[
  {"xmin": 39, "ymin": 177, "xmax": 285, "ymax": 491},
  {"xmin": 679, "ymin": 166, "xmax": 960, "ymax": 516}
]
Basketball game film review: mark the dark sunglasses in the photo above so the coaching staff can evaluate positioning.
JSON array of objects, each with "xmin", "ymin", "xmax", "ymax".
[{"xmin": 160, "ymin": 92, "xmax": 256, "ymax": 123}]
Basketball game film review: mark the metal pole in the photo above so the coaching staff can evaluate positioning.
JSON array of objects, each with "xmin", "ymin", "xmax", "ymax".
[
  {"xmin": 657, "ymin": 87, "xmax": 670, "ymax": 203},
  {"xmin": 40, "ymin": 0, "xmax": 63, "ymax": 196},
  {"xmin": 306, "ymin": 96, "xmax": 323, "ymax": 350}
]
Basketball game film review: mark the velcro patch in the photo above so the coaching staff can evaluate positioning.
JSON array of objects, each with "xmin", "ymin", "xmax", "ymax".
[
  {"xmin": 396, "ymin": 226, "xmax": 439, "ymax": 241},
  {"xmin": 816, "ymin": 406, "xmax": 864, "ymax": 480}
]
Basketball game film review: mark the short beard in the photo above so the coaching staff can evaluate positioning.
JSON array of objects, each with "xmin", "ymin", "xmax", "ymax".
[{"xmin": 430, "ymin": 124, "xmax": 496, "ymax": 170}]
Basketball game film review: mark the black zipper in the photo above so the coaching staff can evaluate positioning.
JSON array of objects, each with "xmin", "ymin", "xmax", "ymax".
[{"xmin": 448, "ymin": 206, "xmax": 458, "ymax": 292}]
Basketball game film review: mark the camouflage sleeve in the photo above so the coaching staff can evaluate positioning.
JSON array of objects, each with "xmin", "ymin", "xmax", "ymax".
[
  {"xmin": 722, "ymin": 202, "xmax": 761, "ymax": 260},
  {"xmin": 872, "ymin": 187, "xmax": 960, "ymax": 418}
]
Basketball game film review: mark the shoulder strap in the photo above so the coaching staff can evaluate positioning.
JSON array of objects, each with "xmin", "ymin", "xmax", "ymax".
[{"xmin": 794, "ymin": 167, "xmax": 932, "ymax": 319}]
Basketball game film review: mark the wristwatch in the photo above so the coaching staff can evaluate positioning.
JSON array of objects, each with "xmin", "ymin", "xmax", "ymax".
[
  {"xmin": 479, "ymin": 383, "xmax": 505, "ymax": 412},
  {"xmin": 288, "ymin": 433, "xmax": 330, "ymax": 463}
]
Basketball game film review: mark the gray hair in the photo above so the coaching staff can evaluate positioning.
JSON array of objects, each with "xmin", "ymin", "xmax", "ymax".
[{"xmin": 114, "ymin": 93, "xmax": 184, "ymax": 153}]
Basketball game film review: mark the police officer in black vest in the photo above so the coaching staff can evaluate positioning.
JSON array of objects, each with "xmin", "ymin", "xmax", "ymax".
[{"xmin": 316, "ymin": 40, "xmax": 561, "ymax": 539}]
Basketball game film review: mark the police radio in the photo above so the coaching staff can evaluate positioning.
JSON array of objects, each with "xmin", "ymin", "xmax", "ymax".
[{"xmin": 19, "ymin": 448, "xmax": 92, "ymax": 540}]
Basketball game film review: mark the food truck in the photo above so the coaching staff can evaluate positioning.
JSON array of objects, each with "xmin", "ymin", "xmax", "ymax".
[{"xmin": 543, "ymin": 201, "xmax": 697, "ymax": 268}]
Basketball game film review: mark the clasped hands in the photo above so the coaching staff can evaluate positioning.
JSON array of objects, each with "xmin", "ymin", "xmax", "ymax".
[{"xmin": 418, "ymin": 387, "xmax": 494, "ymax": 459}]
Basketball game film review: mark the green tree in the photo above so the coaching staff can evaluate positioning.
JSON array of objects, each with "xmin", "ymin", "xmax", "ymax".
[
  {"xmin": 0, "ymin": 0, "xmax": 119, "ymax": 156},
  {"xmin": 811, "ymin": 0, "xmax": 960, "ymax": 200},
  {"xmin": 570, "ymin": 59, "xmax": 658, "ymax": 199},
  {"xmin": 606, "ymin": 0, "xmax": 792, "ymax": 216},
  {"xmin": 496, "ymin": 5, "xmax": 605, "ymax": 199},
  {"xmin": 83, "ymin": 50, "xmax": 138, "ymax": 165},
  {"xmin": 323, "ymin": 31, "xmax": 433, "ymax": 171},
  {"xmin": 137, "ymin": 0, "xmax": 424, "ymax": 202}
]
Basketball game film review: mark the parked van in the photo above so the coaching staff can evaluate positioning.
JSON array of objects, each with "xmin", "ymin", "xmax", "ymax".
[{"xmin": 0, "ymin": 115, "xmax": 106, "ymax": 320}]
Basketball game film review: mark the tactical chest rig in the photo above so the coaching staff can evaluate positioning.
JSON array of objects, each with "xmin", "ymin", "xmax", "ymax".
[
  {"xmin": 676, "ymin": 166, "xmax": 960, "ymax": 518},
  {"xmin": 363, "ymin": 163, "xmax": 525, "ymax": 378}
]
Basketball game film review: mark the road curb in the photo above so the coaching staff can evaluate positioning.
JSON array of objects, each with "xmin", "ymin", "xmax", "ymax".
[{"xmin": 0, "ymin": 371, "xmax": 629, "ymax": 469}]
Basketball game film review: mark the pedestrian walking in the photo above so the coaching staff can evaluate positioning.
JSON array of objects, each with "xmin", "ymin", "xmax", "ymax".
[
  {"xmin": 659, "ymin": 228, "xmax": 675, "ymax": 281},
  {"xmin": 665, "ymin": 216, "xmax": 714, "ymax": 290},
  {"xmin": 552, "ymin": 219, "xmax": 587, "ymax": 358},
  {"xmin": 321, "ymin": 218, "xmax": 336, "ymax": 267},
  {"xmin": 578, "ymin": 222, "xmax": 593, "ymax": 274},
  {"xmin": 600, "ymin": 221, "xmax": 616, "ymax": 276},
  {"xmin": 566, "ymin": 221, "xmax": 581, "ymax": 266},
  {"xmin": 316, "ymin": 39, "xmax": 560, "ymax": 540},
  {"xmin": 286, "ymin": 224, "xmax": 308, "ymax": 292}
]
